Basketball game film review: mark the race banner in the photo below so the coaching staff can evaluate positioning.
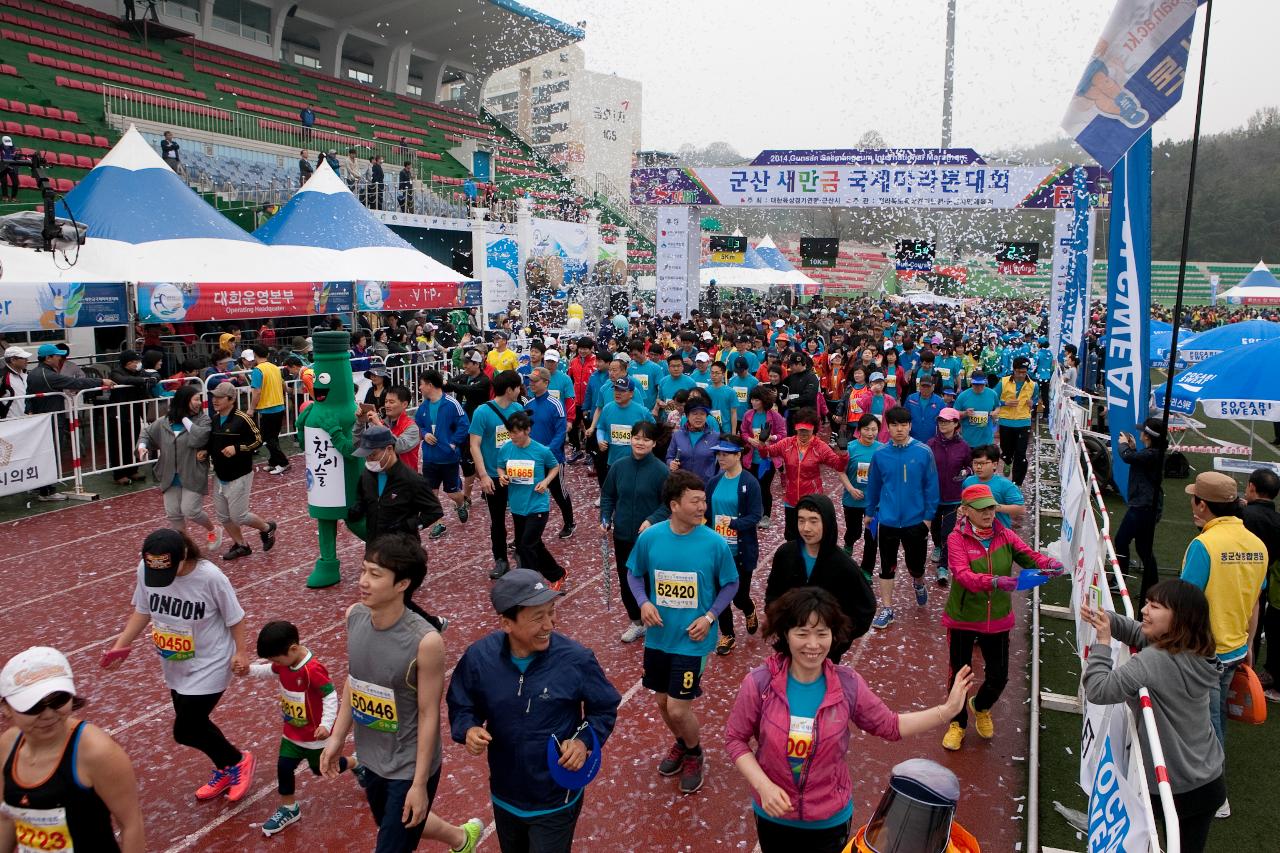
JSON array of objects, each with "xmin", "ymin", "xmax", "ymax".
[
  {"xmin": 1062, "ymin": 0, "xmax": 1202, "ymax": 170},
  {"xmin": 1104, "ymin": 135, "xmax": 1153, "ymax": 498},
  {"xmin": 0, "ymin": 413, "xmax": 58, "ymax": 496},
  {"xmin": 354, "ymin": 281, "xmax": 461, "ymax": 311},
  {"xmin": 655, "ymin": 206, "xmax": 696, "ymax": 318},
  {"xmin": 0, "ymin": 282, "xmax": 128, "ymax": 332},
  {"xmin": 483, "ymin": 232, "xmax": 519, "ymax": 320},
  {"xmin": 1083, "ymin": 707, "xmax": 1151, "ymax": 853},
  {"xmin": 136, "ymin": 281, "xmax": 352, "ymax": 322},
  {"xmin": 1049, "ymin": 210, "xmax": 1073, "ymax": 358},
  {"xmin": 529, "ymin": 218, "xmax": 591, "ymax": 287},
  {"xmin": 631, "ymin": 164, "xmax": 1109, "ymax": 209}
]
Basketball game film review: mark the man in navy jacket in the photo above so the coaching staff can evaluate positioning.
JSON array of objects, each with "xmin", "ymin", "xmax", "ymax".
[
  {"xmin": 525, "ymin": 367, "xmax": 574, "ymax": 536},
  {"xmin": 415, "ymin": 369, "xmax": 471, "ymax": 538},
  {"xmin": 448, "ymin": 570, "xmax": 621, "ymax": 852}
]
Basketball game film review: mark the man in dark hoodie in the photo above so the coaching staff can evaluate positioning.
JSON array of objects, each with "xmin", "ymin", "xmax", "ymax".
[{"xmin": 765, "ymin": 493, "xmax": 876, "ymax": 660}]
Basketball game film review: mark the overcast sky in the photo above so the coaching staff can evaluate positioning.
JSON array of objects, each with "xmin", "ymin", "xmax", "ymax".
[{"xmin": 529, "ymin": 0, "xmax": 1275, "ymax": 158}]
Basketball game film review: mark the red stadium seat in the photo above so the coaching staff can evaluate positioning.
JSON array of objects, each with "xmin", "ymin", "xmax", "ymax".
[
  {"xmin": 18, "ymin": 174, "xmax": 35, "ymax": 189},
  {"xmin": 22, "ymin": 122, "xmax": 39, "ymax": 137},
  {"xmin": 62, "ymin": 110, "xmax": 78, "ymax": 123},
  {"xmin": 9, "ymin": 101, "xmax": 26, "ymax": 115},
  {"xmin": 27, "ymin": 105, "xmax": 45, "ymax": 118},
  {"xmin": 92, "ymin": 135, "xmax": 108, "ymax": 147},
  {"xmin": 46, "ymin": 107, "xmax": 62, "ymax": 121},
  {"xmin": 0, "ymin": 99, "xmax": 8, "ymax": 111},
  {"xmin": 74, "ymin": 132, "xmax": 92, "ymax": 146},
  {"xmin": 40, "ymin": 127, "xmax": 58, "ymax": 140},
  {"xmin": 55, "ymin": 178, "xmax": 74, "ymax": 192},
  {"xmin": 74, "ymin": 155, "xmax": 92, "ymax": 168},
  {"xmin": 57, "ymin": 129, "xmax": 75, "ymax": 143},
  {"xmin": 4, "ymin": 121, "xmax": 20, "ymax": 134}
]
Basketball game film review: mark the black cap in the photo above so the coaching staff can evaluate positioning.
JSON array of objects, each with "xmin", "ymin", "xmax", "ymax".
[
  {"xmin": 491, "ymin": 568, "xmax": 563, "ymax": 612},
  {"xmin": 1012, "ymin": 356, "xmax": 1030, "ymax": 370},
  {"xmin": 142, "ymin": 528, "xmax": 187, "ymax": 588},
  {"xmin": 354, "ymin": 425, "xmax": 395, "ymax": 456}
]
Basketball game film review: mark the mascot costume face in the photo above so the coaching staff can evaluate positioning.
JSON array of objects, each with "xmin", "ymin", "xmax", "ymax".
[{"xmin": 295, "ymin": 330, "xmax": 366, "ymax": 588}]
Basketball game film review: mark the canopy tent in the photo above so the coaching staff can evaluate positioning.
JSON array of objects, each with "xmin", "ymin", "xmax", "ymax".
[
  {"xmin": 1220, "ymin": 261, "xmax": 1280, "ymax": 305},
  {"xmin": 1154, "ymin": 336, "xmax": 1280, "ymax": 421},
  {"xmin": 753, "ymin": 234, "xmax": 821, "ymax": 288},
  {"xmin": 253, "ymin": 162, "xmax": 473, "ymax": 311},
  {"xmin": 0, "ymin": 244, "xmax": 127, "ymax": 330},
  {"xmin": 702, "ymin": 235, "xmax": 813, "ymax": 291},
  {"xmin": 53, "ymin": 126, "xmax": 330, "ymax": 285},
  {"xmin": 0, "ymin": 242, "xmax": 116, "ymax": 283},
  {"xmin": 1175, "ymin": 318, "xmax": 1280, "ymax": 364}
]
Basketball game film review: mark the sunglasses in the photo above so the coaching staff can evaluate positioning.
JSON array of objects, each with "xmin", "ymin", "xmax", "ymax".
[{"xmin": 15, "ymin": 692, "xmax": 73, "ymax": 715}]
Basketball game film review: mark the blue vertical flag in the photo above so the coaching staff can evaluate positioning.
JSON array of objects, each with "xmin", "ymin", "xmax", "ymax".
[
  {"xmin": 1104, "ymin": 134, "xmax": 1152, "ymax": 499},
  {"xmin": 1060, "ymin": 167, "xmax": 1092, "ymax": 360},
  {"xmin": 1062, "ymin": 0, "xmax": 1202, "ymax": 171}
]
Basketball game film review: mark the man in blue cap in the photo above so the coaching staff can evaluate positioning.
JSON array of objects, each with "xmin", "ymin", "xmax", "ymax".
[
  {"xmin": 1033, "ymin": 336, "xmax": 1054, "ymax": 416},
  {"xmin": 25, "ymin": 343, "xmax": 115, "ymax": 500},
  {"xmin": 595, "ymin": 375, "xmax": 654, "ymax": 468},
  {"xmin": 447, "ymin": 568, "xmax": 620, "ymax": 853}
]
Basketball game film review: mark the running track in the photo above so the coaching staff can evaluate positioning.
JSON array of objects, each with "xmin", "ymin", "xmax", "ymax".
[{"xmin": 1, "ymin": 455, "xmax": 1031, "ymax": 851}]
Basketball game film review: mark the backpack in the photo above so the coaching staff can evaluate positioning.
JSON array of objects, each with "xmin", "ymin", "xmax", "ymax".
[{"xmin": 1163, "ymin": 451, "xmax": 1190, "ymax": 480}]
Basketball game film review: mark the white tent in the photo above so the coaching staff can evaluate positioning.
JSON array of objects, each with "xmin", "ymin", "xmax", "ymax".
[
  {"xmin": 1221, "ymin": 261, "xmax": 1280, "ymax": 305},
  {"xmin": 0, "ymin": 242, "xmax": 117, "ymax": 282}
]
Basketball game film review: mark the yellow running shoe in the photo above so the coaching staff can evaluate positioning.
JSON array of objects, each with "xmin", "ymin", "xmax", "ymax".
[
  {"xmin": 942, "ymin": 722, "xmax": 965, "ymax": 751},
  {"xmin": 970, "ymin": 698, "xmax": 994, "ymax": 739}
]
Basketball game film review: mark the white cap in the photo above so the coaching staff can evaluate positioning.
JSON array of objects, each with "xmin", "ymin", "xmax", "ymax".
[
  {"xmin": 701, "ymin": 331, "xmax": 713, "ymax": 341},
  {"xmin": 240, "ymin": 348, "xmax": 257, "ymax": 361},
  {"xmin": 0, "ymin": 647, "xmax": 76, "ymax": 713},
  {"xmin": 695, "ymin": 351, "xmax": 711, "ymax": 362},
  {"xmin": 774, "ymin": 319, "xmax": 785, "ymax": 328},
  {"xmin": 544, "ymin": 349, "xmax": 561, "ymax": 362},
  {"xmin": 1, "ymin": 136, "xmax": 11, "ymax": 146},
  {"xmin": 4, "ymin": 345, "xmax": 33, "ymax": 360}
]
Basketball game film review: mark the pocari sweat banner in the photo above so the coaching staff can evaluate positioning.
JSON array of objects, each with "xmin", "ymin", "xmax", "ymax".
[
  {"xmin": 1062, "ymin": 0, "xmax": 1202, "ymax": 170},
  {"xmin": 1104, "ymin": 135, "xmax": 1152, "ymax": 499}
]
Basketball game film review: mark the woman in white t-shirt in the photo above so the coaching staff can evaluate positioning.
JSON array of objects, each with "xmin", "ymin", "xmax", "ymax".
[{"xmin": 103, "ymin": 529, "xmax": 256, "ymax": 802}]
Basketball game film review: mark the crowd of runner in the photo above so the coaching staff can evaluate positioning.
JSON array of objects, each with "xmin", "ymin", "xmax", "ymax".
[{"xmin": 3, "ymin": 294, "xmax": 1271, "ymax": 853}]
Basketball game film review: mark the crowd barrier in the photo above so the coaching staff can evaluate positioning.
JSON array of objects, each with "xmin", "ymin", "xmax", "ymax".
[
  {"xmin": 1041, "ymin": 372, "xmax": 1179, "ymax": 852},
  {"xmin": 0, "ymin": 339, "xmax": 528, "ymax": 500}
]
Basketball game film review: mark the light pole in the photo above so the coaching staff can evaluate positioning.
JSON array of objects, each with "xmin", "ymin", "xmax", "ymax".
[{"xmin": 941, "ymin": 0, "xmax": 957, "ymax": 148}]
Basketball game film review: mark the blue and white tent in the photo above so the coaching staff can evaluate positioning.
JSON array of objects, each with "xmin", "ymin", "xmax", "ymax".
[
  {"xmin": 753, "ymin": 235, "xmax": 819, "ymax": 287},
  {"xmin": 253, "ymin": 161, "xmax": 471, "ymax": 288},
  {"xmin": 1220, "ymin": 262, "xmax": 1280, "ymax": 305},
  {"xmin": 53, "ymin": 125, "xmax": 327, "ymax": 282}
]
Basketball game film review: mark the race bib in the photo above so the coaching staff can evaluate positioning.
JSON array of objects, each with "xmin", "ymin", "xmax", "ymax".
[
  {"xmin": 787, "ymin": 715, "xmax": 815, "ymax": 782},
  {"xmin": 885, "ymin": 375, "xmax": 897, "ymax": 387},
  {"xmin": 938, "ymin": 367, "xmax": 952, "ymax": 380},
  {"xmin": 968, "ymin": 411, "xmax": 989, "ymax": 426},
  {"xmin": 714, "ymin": 514, "xmax": 737, "ymax": 542},
  {"xmin": 734, "ymin": 386, "xmax": 749, "ymax": 403},
  {"xmin": 151, "ymin": 621, "xmax": 194, "ymax": 662},
  {"xmin": 349, "ymin": 676, "xmax": 398, "ymax": 733},
  {"xmin": 4, "ymin": 805, "xmax": 73, "ymax": 853},
  {"xmin": 695, "ymin": 381, "xmax": 709, "ymax": 389},
  {"xmin": 609, "ymin": 424, "xmax": 632, "ymax": 445},
  {"xmin": 633, "ymin": 374, "xmax": 650, "ymax": 390},
  {"xmin": 280, "ymin": 688, "xmax": 307, "ymax": 727},
  {"xmin": 710, "ymin": 409, "xmax": 722, "ymax": 424},
  {"xmin": 654, "ymin": 570, "xmax": 699, "ymax": 609},
  {"xmin": 506, "ymin": 458, "xmax": 535, "ymax": 485},
  {"xmin": 856, "ymin": 461, "xmax": 870, "ymax": 484},
  {"xmin": 493, "ymin": 425, "xmax": 510, "ymax": 448}
]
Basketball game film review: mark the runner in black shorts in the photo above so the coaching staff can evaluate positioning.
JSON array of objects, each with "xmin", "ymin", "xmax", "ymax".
[{"xmin": 642, "ymin": 648, "xmax": 705, "ymax": 700}]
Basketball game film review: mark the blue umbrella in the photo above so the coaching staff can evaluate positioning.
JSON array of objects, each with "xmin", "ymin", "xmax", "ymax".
[
  {"xmin": 1154, "ymin": 337, "xmax": 1280, "ymax": 420},
  {"xmin": 1149, "ymin": 329, "xmax": 1195, "ymax": 368},
  {"xmin": 1177, "ymin": 319, "xmax": 1280, "ymax": 364}
]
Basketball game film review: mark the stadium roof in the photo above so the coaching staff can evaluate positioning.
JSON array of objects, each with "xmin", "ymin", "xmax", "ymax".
[{"xmin": 287, "ymin": 0, "xmax": 585, "ymax": 79}]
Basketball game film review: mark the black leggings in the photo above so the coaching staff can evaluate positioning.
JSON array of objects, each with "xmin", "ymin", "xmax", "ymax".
[
  {"xmin": 999, "ymin": 425, "xmax": 1031, "ymax": 486},
  {"xmin": 1152, "ymin": 773, "xmax": 1225, "ymax": 853},
  {"xmin": 947, "ymin": 629, "xmax": 1010, "ymax": 727},
  {"xmin": 278, "ymin": 752, "xmax": 348, "ymax": 796},
  {"xmin": 755, "ymin": 813, "xmax": 850, "ymax": 853},
  {"xmin": 547, "ymin": 474, "xmax": 573, "ymax": 527},
  {"xmin": 614, "ymin": 536, "xmax": 643, "ymax": 622},
  {"xmin": 750, "ymin": 462, "xmax": 776, "ymax": 517},
  {"xmin": 841, "ymin": 506, "xmax": 878, "ymax": 576},
  {"xmin": 1114, "ymin": 503, "xmax": 1159, "ymax": 601},
  {"xmin": 513, "ymin": 511, "xmax": 564, "ymax": 582},
  {"xmin": 171, "ymin": 690, "xmax": 241, "ymax": 769},
  {"xmin": 484, "ymin": 481, "xmax": 510, "ymax": 561},
  {"xmin": 718, "ymin": 550, "xmax": 757, "ymax": 637}
]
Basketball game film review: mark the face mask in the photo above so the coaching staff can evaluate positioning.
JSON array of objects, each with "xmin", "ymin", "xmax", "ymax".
[{"xmin": 364, "ymin": 459, "xmax": 384, "ymax": 473}]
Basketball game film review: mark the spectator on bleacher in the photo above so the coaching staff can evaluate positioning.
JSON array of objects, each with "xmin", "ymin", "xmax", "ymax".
[
  {"xmin": 123, "ymin": 0, "xmax": 136, "ymax": 21},
  {"xmin": 399, "ymin": 161, "xmax": 414, "ymax": 213},
  {"xmin": 0, "ymin": 136, "xmax": 18, "ymax": 200},
  {"xmin": 160, "ymin": 131, "xmax": 182, "ymax": 174},
  {"xmin": 343, "ymin": 148, "xmax": 361, "ymax": 196},
  {"xmin": 298, "ymin": 106, "xmax": 314, "ymax": 143},
  {"xmin": 369, "ymin": 155, "xmax": 385, "ymax": 210},
  {"xmin": 324, "ymin": 148, "xmax": 340, "ymax": 173},
  {"xmin": 298, "ymin": 150, "xmax": 313, "ymax": 187},
  {"xmin": 463, "ymin": 177, "xmax": 478, "ymax": 207}
]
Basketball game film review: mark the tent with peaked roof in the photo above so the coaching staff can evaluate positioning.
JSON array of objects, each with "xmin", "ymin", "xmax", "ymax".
[
  {"xmin": 753, "ymin": 234, "xmax": 820, "ymax": 288},
  {"xmin": 1220, "ymin": 262, "xmax": 1280, "ymax": 305},
  {"xmin": 253, "ymin": 162, "xmax": 473, "ymax": 309},
  {"xmin": 53, "ymin": 125, "xmax": 330, "ymax": 284}
]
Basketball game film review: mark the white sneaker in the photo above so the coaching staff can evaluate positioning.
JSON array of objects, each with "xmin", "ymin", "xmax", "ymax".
[
  {"xmin": 759, "ymin": 514, "xmax": 772, "ymax": 528},
  {"xmin": 1215, "ymin": 799, "xmax": 1230, "ymax": 819},
  {"xmin": 206, "ymin": 528, "xmax": 224, "ymax": 552},
  {"xmin": 620, "ymin": 622, "xmax": 646, "ymax": 643},
  {"xmin": 268, "ymin": 465, "xmax": 287, "ymax": 475}
]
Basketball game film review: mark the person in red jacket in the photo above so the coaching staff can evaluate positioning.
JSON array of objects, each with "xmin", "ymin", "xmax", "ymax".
[
  {"xmin": 763, "ymin": 407, "xmax": 847, "ymax": 542},
  {"xmin": 565, "ymin": 336, "xmax": 597, "ymax": 463}
]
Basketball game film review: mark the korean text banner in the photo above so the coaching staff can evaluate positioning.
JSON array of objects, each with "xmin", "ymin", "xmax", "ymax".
[
  {"xmin": 631, "ymin": 165, "xmax": 1109, "ymax": 209},
  {"xmin": 0, "ymin": 283, "xmax": 127, "ymax": 332},
  {"xmin": 1105, "ymin": 135, "xmax": 1152, "ymax": 499},
  {"xmin": 1063, "ymin": 0, "xmax": 1201, "ymax": 171},
  {"xmin": 136, "ymin": 281, "xmax": 352, "ymax": 322},
  {"xmin": 0, "ymin": 413, "xmax": 58, "ymax": 496},
  {"xmin": 354, "ymin": 281, "xmax": 460, "ymax": 311},
  {"xmin": 655, "ymin": 206, "xmax": 694, "ymax": 318}
]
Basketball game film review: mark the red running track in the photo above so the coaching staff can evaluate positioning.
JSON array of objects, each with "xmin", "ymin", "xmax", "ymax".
[{"xmin": 0, "ymin": 455, "xmax": 1030, "ymax": 851}]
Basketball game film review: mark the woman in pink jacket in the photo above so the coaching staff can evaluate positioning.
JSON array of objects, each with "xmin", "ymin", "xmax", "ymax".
[
  {"xmin": 726, "ymin": 588, "xmax": 973, "ymax": 853},
  {"xmin": 740, "ymin": 385, "xmax": 788, "ymax": 527}
]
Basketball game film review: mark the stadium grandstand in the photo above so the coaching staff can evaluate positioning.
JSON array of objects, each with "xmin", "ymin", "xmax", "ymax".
[{"xmin": 0, "ymin": 0, "xmax": 654, "ymax": 267}]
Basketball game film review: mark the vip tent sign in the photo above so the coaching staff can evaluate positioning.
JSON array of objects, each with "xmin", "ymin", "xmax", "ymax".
[
  {"xmin": 354, "ymin": 281, "xmax": 460, "ymax": 311},
  {"xmin": 136, "ymin": 281, "xmax": 353, "ymax": 322}
]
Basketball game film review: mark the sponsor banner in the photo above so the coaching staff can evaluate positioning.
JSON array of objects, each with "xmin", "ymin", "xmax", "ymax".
[
  {"xmin": 631, "ymin": 164, "xmax": 1110, "ymax": 209},
  {"xmin": 1085, "ymin": 713, "xmax": 1151, "ymax": 853},
  {"xmin": 1202, "ymin": 399, "xmax": 1280, "ymax": 421},
  {"xmin": 1049, "ymin": 209, "xmax": 1073, "ymax": 359},
  {"xmin": 1105, "ymin": 137, "xmax": 1153, "ymax": 497},
  {"xmin": 354, "ymin": 281, "xmax": 461, "ymax": 312},
  {"xmin": 1215, "ymin": 457, "xmax": 1280, "ymax": 476},
  {"xmin": 1063, "ymin": 0, "xmax": 1201, "ymax": 170},
  {"xmin": 370, "ymin": 210, "xmax": 471, "ymax": 232},
  {"xmin": 484, "ymin": 233, "xmax": 519, "ymax": 318},
  {"xmin": 0, "ymin": 413, "xmax": 58, "ymax": 496},
  {"xmin": 750, "ymin": 148, "xmax": 986, "ymax": 166},
  {"xmin": 0, "ymin": 282, "xmax": 128, "ymax": 332},
  {"xmin": 655, "ymin": 206, "xmax": 694, "ymax": 318},
  {"xmin": 136, "ymin": 281, "xmax": 350, "ymax": 322},
  {"xmin": 530, "ymin": 217, "xmax": 591, "ymax": 286}
]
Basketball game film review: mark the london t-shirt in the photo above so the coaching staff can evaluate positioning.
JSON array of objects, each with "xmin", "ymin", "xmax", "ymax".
[{"xmin": 132, "ymin": 559, "xmax": 244, "ymax": 695}]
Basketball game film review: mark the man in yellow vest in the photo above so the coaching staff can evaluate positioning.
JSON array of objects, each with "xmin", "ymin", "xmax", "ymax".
[
  {"xmin": 994, "ymin": 356, "xmax": 1037, "ymax": 487},
  {"xmin": 244, "ymin": 344, "xmax": 290, "ymax": 474},
  {"xmin": 1180, "ymin": 471, "xmax": 1267, "ymax": 818}
]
